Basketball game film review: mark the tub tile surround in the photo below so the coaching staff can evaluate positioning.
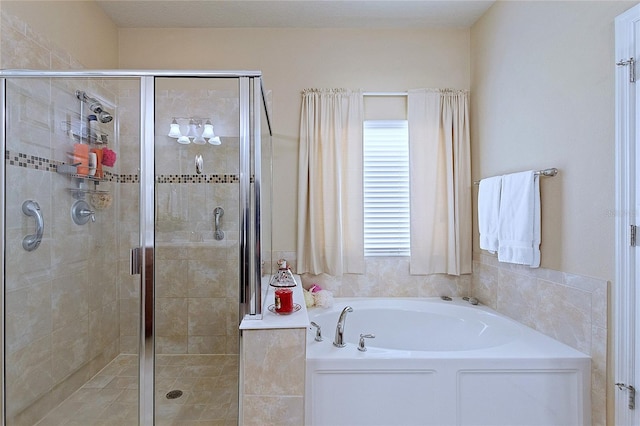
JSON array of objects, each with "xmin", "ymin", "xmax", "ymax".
[
  {"xmin": 299, "ymin": 256, "xmax": 471, "ymax": 298},
  {"xmin": 241, "ymin": 329, "xmax": 306, "ymax": 426},
  {"xmin": 471, "ymin": 252, "xmax": 608, "ymax": 426},
  {"xmin": 239, "ymin": 282, "xmax": 308, "ymax": 425}
]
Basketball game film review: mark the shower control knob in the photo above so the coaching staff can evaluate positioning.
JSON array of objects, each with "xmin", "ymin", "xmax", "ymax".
[
  {"xmin": 71, "ymin": 200, "xmax": 96, "ymax": 225},
  {"xmin": 80, "ymin": 208, "xmax": 96, "ymax": 222}
]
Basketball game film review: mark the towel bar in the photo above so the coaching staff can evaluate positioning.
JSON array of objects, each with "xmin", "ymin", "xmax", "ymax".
[{"xmin": 473, "ymin": 168, "xmax": 558, "ymax": 186}]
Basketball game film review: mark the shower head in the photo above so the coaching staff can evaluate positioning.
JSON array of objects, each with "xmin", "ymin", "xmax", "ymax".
[
  {"xmin": 97, "ymin": 111, "xmax": 113, "ymax": 123},
  {"xmin": 76, "ymin": 90, "xmax": 113, "ymax": 123},
  {"xmin": 88, "ymin": 100, "xmax": 104, "ymax": 113}
]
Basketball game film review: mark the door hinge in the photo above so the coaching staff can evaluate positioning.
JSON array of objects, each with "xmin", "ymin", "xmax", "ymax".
[
  {"xmin": 617, "ymin": 57, "xmax": 636, "ymax": 83},
  {"xmin": 631, "ymin": 225, "xmax": 638, "ymax": 246},
  {"xmin": 616, "ymin": 383, "xmax": 636, "ymax": 409}
]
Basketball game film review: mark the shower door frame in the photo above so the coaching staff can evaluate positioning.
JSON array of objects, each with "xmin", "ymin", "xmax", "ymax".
[{"xmin": 0, "ymin": 70, "xmax": 269, "ymax": 426}]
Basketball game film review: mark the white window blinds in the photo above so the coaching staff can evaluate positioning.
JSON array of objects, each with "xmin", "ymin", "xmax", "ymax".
[{"xmin": 363, "ymin": 120, "xmax": 410, "ymax": 256}]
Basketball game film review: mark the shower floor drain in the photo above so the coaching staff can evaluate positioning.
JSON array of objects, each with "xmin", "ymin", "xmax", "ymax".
[{"xmin": 166, "ymin": 390, "xmax": 183, "ymax": 400}]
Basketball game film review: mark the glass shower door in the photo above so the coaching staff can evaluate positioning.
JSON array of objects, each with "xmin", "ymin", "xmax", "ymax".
[
  {"xmin": 2, "ymin": 75, "xmax": 141, "ymax": 425},
  {"xmin": 2, "ymin": 71, "xmax": 269, "ymax": 426},
  {"xmin": 153, "ymin": 77, "xmax": 241, "ymax": 425}
]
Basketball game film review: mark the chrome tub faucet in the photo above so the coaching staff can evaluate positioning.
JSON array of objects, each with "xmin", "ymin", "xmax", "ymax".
[{"xmin": 333, "ymin": 306, "xmax": 353, "ymax": 347}]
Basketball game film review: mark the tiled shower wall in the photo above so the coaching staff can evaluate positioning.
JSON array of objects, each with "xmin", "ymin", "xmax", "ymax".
[
  {"xmin": 115, "ymin": 79, "xmax": 243, "ymax": 357},
  {"xmin": 2, "ymin": 11, "xmax": 123, "ymax": 423},
  {"xmin": 152, "ymin": 85, "xmax": 241, "ymax": 355}
]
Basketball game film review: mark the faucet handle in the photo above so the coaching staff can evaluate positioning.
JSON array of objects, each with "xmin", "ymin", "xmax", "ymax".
[
  {"xmin": 80, "ymin": 208, "xmax": 96, "ymax": 222},
  {"xmin": 463, "ymin": 296, "xmax": 479, "ymax": 305},
  {"xmin": 310, "ymin": 321, "xmax": 323, "ymax": 342},
  {"xmin": 357, "ymin": 333, "xmax": 375, "ymax": 352}
]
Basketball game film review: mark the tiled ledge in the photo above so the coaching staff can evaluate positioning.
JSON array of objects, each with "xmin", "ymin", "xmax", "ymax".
[
  {"xmin": 240, "ymin": 276, "xmax": 309, "ymax": 330},
  {"xmin": 240, "ymin": 275, "xmax": 307, "ymax": 425}
]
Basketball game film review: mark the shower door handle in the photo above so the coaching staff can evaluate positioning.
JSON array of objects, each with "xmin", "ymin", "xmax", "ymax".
[
  {"xmin": 22, "ymin": 200, "xmax": 43, "ymax": 251},
  {"xmin": 130, "ymin": 247, "xmax": 142, "ymax": 275}
]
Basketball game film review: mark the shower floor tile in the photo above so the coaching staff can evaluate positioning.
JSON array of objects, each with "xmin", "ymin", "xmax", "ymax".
[{"xmin": 35, "ymin": 354, "xmax": 239, "ymax": 426}]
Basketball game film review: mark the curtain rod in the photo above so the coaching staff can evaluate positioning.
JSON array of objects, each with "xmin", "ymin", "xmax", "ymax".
[{"xmin": 363, "ymin": 91, "xmax": 408, "ymax": 96}]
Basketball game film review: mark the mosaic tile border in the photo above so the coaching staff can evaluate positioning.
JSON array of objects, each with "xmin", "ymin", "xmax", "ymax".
[
  {"xmin": 5, "ymin": 150, "xmax": 240, "ymax": 184},
  {"xmin": 156, "ymin": 174, "xmax": 239, "ymax": 184},
  {"xmin": 5, "ymin": 149, "xmax": 124, "ymax": 182}
]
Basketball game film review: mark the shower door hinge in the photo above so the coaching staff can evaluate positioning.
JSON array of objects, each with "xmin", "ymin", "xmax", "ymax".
[
  {"xmin": 617, "ymin": 57, "xmax": 636, "ymax": 83},
  {"xmin": 616, "ymin": 383, "xmax": 636, "ymax": 409},
  {"xmin": 631, "ymin": 225, "xmax": 638, "ymax": 247},
  {"xmin": 130, "ymin": 247, "xmax": 142, "ymax": 275}
]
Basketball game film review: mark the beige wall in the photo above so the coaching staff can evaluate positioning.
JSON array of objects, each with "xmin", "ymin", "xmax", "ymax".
[
  {"xmin": 470, "ymin": 0, "xmax": 635, "ymax": 281},
  {"xmin": 118, "ymin": 27, "xmax": 471, "ymax": 252},
  {"xmin": 1, "ymin": 0, "xmax": 118, "ymax": 68}
]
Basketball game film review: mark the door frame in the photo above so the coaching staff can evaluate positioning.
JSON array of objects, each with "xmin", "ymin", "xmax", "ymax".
[
  {"xmin": 615, "ymin": 4, "xmax": 640, "ymax": 425},
  {"xmin": 1, "ymin": 77, "xmax": 6, "ymax": 426}
]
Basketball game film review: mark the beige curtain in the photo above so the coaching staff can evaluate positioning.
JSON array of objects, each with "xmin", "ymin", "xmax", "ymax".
[
  {"xmin": 408, "ymin": 89, "xmax": 472, "ymax": 275},
  {"xmin": 296, "ymin": 89, "xmax": 364, "ymax": 275}
]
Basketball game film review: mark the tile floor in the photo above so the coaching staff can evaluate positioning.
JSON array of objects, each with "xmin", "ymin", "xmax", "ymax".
[{"xmin": 35, "ymin": 354, "xmax": 239, "ymax": 426}]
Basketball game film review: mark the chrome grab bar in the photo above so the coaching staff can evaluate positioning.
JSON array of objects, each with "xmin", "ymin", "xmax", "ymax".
[
  {"xmin": 22, "ymin": 200, "xmax": 43, "ymax": 251},
  {"xmin": 214, "ymin": 207, "xmax": 224, "ymax": 240}
]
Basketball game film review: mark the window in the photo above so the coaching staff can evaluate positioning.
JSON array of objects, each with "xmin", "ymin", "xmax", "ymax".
[{"xmin": 363, "ymin": 120, "xmax": 410, "ymax": 256}]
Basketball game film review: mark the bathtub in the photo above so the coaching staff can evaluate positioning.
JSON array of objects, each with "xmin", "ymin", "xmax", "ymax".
[{"xmin": 305, "ymin": 298, "xmax": 591, "ymax": 426}]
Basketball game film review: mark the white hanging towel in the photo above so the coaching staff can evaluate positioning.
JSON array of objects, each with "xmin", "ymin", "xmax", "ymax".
[
  {"xmin": 497, "ymin": 171, "xmax": 540, "ymax": 267},
  {"xmin": 478, "ymin": 175, "xmax": 502, "ymax": 253}
]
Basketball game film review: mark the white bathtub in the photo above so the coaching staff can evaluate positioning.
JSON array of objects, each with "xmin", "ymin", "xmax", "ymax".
[{"xmin": 305, "ymin": 297, "xmax": 591, "ymax": 426}]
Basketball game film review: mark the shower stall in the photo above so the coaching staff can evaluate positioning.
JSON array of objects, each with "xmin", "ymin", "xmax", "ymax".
[{"xmin": 0, "ymin": 70, "xmax": 272, "ymax": 425}]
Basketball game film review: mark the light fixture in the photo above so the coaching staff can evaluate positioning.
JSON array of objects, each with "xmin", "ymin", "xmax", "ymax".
[
  {"xmin": 187, "ymin": 119, "xmax": 199, "ymax": 138},
  {"xmin": 167, "ymin": 117, "xmax": 221, "ymax": 145},
  {"xmin": 202, "ymin": 120, "xmax": 215, "ymax": 139},
  {"xmin": 167, "ymin": 119, "xmax": 182, "ymax": 138}
]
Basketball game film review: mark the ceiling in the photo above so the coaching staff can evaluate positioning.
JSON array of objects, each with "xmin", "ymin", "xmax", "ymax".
[{"xmin": 96, "ymin": 0, "xmax": 495, "ymax": 29}]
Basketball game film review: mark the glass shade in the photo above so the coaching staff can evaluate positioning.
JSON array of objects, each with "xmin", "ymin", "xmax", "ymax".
[
  {"xmin": 177, "ymin": 135, "xmax": 191, "ymax": 144},
  {"xmin": 168, "ymin": 120, "xmax": 182, "ymax": 138},
  {"xmin": 202, "ymin": 122, "xmax": 215, "ymax": 139},
  {"xmin": 208, "ymin": 136, "xmax": 222, "ymax": 145},
  {"xmin": 187, "ymin": 120, "xmax": 199, "ymax": 138},
  {"xmin": 193, "ymin": 135, "xmax": 207, "ymax": 145}
]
